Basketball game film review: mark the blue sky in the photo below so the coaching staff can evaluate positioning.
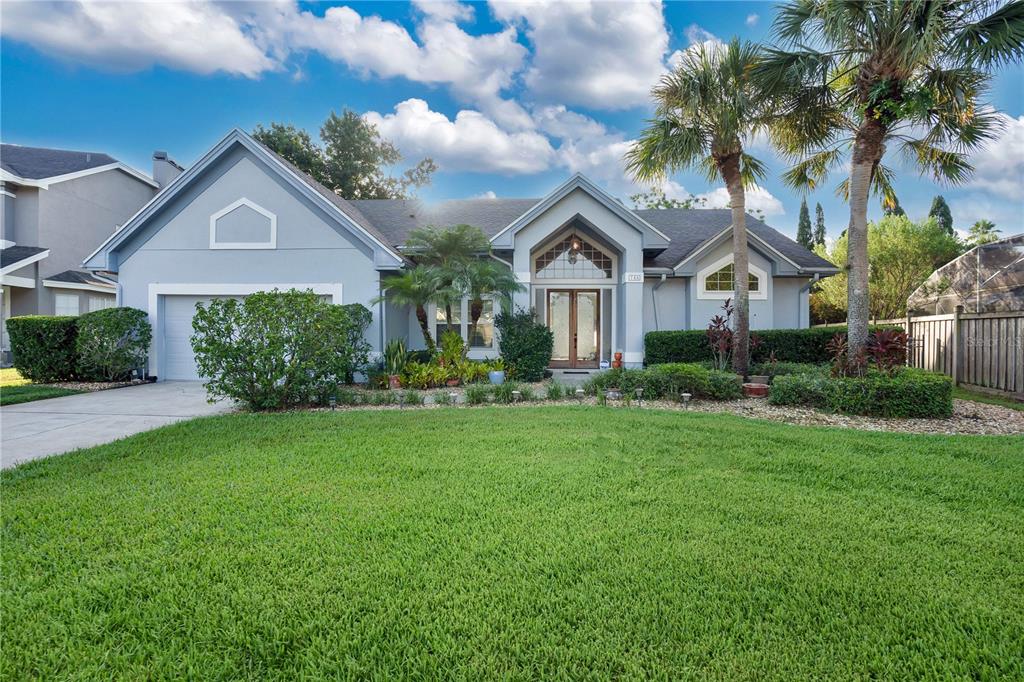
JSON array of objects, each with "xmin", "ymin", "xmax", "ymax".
[{"xmin": 2, "ymin": 1, "xmax": 1022, "ymax": 241}]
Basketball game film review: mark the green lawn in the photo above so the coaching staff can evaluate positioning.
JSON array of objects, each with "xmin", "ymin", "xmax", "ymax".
[
  {"xmin": 0, "ymin": 367, "xmax": 82, "ymax": 405},
  {"xmin": 955, "ymin": 385, "xmax": 1024, "ymax": 412},
  {"xmin": 3, "ymin": 408, "xmax": 1022, "ymax": 679}
]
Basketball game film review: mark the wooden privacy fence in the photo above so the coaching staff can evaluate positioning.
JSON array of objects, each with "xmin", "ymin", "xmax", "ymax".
[{"xmin": 902, "ymin": 308, "xmax": 1023, "ymax": 397}]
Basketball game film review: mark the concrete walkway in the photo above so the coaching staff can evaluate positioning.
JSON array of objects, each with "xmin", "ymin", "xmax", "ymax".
[{"xmin": 1, "ymin": 382, "xmax": 232, "ymax": 469}]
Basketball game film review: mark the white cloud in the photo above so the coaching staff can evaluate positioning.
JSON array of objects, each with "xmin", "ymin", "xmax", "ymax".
[
  {"xmin": 2, "ymin": 0, "xmax": 531, "ymax": 127},
  {"xmin": 684, "ymin": 23, "xmax": 718, "ymax": 45},
  {"xmin": 950, "ymin": 195, "xmax": 1024, "ymax": 234},
  {"xmin": 490, "ymin": 0, "xmax": 673, "ymax": 109},
  {"xmin": 745, "ymin": 13, "xmax": 760, "ymax": 27},
  {"xmin": 473, "ymin": 190, "xmax": 499, "ymax": 199},
  {"xmin": 363, "ymin": 99, "xmax": 555, "ymax": 174},
  {"xmin": 0, "ymin": 1, "xmax": 275, "ymax": 77},
  {"xmin": 696, "ymin": 185, "xmax": 787, "ymax": 217},
  {"xmin": 966, "ymin": 114, "xmax": 1024, "ymax": 200}
]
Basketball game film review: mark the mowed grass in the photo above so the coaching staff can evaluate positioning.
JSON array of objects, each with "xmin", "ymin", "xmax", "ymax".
[
  {"xmin": 2, "ymin": 408, "xmax": 1022, "ymax": 680},
  {"xmin": 0, "ymin": 367, "xmax": 81, "ymax": 405}
]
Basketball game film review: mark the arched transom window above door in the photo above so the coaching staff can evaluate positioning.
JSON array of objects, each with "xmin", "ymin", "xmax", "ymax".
[{"xmin": 534, "ymin": 233, "xmax": 613, "ymax": 279}]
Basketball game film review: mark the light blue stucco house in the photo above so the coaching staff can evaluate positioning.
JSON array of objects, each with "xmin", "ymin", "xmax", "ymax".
[{"xmin": 84, "ymin": 128, "xmax": 838, "ymax": 380}]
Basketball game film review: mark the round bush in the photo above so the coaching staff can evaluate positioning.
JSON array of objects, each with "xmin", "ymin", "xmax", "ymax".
[
  {"xmin": 191, "ymin": 290, "xmax": 372, "ymax": 410},
  {"xmin": 495, "ymin": 307, "xmax": 553, "ymax": 382},
  {"xmin": 6, "ymin": 315, "xmax": 78, "ymax": 382},
  {"xmin": 76, "ymin": 307, "xmax": 152, "ymax": 382}
]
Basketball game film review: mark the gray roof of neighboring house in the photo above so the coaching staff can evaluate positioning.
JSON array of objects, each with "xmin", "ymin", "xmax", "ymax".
[
  {"xmin": 1, "ymin": 245, "xmax": 48, "ymax": 269},
  {"xmin": 349, "ymin": 198, "xmax": 835, "ymax": 271},
  {"xmin": 1, "ymin": 144, "xmax": 118, "ymax": 180},
  {"xmin": 45, "ymin": 269, "xmax": 115, "ymax": 288}
]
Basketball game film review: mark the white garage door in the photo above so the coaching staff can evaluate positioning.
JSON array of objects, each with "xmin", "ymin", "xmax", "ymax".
[{"xmin": 162, "ymin": 295, "xmax": 239, "ymax": 380}]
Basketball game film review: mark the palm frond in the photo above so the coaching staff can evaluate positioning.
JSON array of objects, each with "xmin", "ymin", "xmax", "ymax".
[
  {"xmin": 835, "ymin": 162, "xmax": 898, "ymax": 205},
  {"xmin": 781, "ymin": 148, "xmax": 845, "ymax": 191},
  {"xmin": 625, "ymin": 119, "xmax": 708, "ymax": 182},
  {"xmin": 954, "ymin": 0, "xmax": 1024, "ymax": 66},
  {"xmin": 772, "ymin": 0, "xmax": 819, "ymax": 44},
  {"xmin": 900, "ymin": 139, "xmax": 975, "ymax": 185},
  {"xmin": 739, "ymin": 153, "xmax": 769, "ymax": 188}
]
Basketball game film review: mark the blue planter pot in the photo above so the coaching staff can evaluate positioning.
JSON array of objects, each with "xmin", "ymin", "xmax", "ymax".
[{"xmin": 488, "ymin": 370, "xmax": 505, "ymax": 385}]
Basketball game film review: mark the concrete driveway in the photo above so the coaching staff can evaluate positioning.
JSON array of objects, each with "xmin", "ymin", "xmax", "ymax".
[{"xmin": 1, "ymin": 382, "xmax": 232, "ymax": 469}]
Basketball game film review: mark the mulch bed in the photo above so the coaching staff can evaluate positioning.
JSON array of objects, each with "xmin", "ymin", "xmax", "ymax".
[{"xmin": 41, "ymin": 379, "xmax": 151, "ymax": 392}]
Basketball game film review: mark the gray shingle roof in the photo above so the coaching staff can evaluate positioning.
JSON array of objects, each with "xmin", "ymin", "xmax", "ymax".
[
  {"xmin": 44, "ymin": 269, "xmax": 115, "ymax": 288},
  {"xmin": 251, "ymin": 140, "xmax": 400, "ymax": 257},
  {"xmin": 1, "ymin": 245, "xmax": 48, "ymax": 270},
  {"xmin": 1, "ymin": 144, "xmax": 118, "ymax": 180},
  {"xmin": 348, "ymin": 199, "xmax": 835, "ymax": 271}
]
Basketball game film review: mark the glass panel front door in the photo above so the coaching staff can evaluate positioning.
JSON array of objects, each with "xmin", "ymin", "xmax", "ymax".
[{"xmin": 546, "ymin": 290, "xmax": 600, "ymax": 368}]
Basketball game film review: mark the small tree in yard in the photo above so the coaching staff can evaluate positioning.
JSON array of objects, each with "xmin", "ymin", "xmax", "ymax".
[
  {"xmin": 796, "ymin": 198, "xmax": 814, "ymax": 248},
  {"xmin": 76, "ymin": 307, "xmax": 152, "ymax": 382},
  {"xmin": 191, "ymin": 290, "xmax": 371, "ymax": 410}
]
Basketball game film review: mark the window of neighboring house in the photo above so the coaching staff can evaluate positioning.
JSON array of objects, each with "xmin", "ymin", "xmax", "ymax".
[
  {"xmin": 434, "ymin": 298, "xmax": 494, "ymax": 349},
  {"xmin": 88, "ymin": 296, "xmax": 114, "ymax": 312},
  {"xmin": 704, "ymin": 263, "xmax": 759, "ymax": 293},
  {"xmin": 54, "ymin": 293, "xmax": 80, "ymax": 316}
]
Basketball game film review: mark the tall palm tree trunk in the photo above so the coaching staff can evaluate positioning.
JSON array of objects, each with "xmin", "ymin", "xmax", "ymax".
[
  {"xmin": 720, "ymin": 154, "xmax": 750, "ymax": 377},
  {"xmin": 846, "ymin": 121, "xmax": 885, "ymax": 360},
  {"xmin": 415, "ymin": 305, "xmax": 435, "ymax": 353}
]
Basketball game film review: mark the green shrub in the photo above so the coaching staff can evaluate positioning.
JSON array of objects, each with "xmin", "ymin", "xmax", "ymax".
[
  {"xmin": 519, "ymin": 385, "xmax": 536, "ymax": 402},
  {"xmin": 647, "ymin": 363, "xmax": 711, "ymax": 397},
  {"xmin": 369, "ymin": 391, "xmax": 398, "ymax": 406},
  {"xmin": 769, "ymin": 368, "xmax": 952, "ymax": 418},
  {"xmin": 191, "ymin": 290, "xmax": 371, "ymax": 410},
  {"xmin": 546, "ymin": 382, "xmax": 564, "ymax": 401},
  {"xmin": 75, "ymin": 307, "xmax": 151, "ymax": 382},
  {"xmin": 433, "ymin": 391, "xmax": 455, "ymax": 406},
  {"xmin": 401, "ymin": 391, "xmax": 425, "ymax": 406},
  {"xmin": 706, "ymin": 370, "xmax": 743, "ymax": 400},
  {"xmin": 492, "ymin": 381, "xmax": 517, "ymax": 404},
  {"xmin": 583, "ymin": 363, "xmax": 741, "ymax": 401},
  {"xmin": 465, "ymin": 384, "xmax": 491, "ymax": 405},
  {"xmin": 768, "ymin": 373, "xmax": 830, "ymax": 407},
  {"xmin": 7, "ymin": 315, "xmax": 79, "ymax": 382},
  {"xmin": 645, "ymin": 325, "xmax": 902, "ymax": 365},
  {"xmin": 751, "ymin": 361, "xmax": 829, "ymax": 378},
  {"xmin": 495, "ymin": 307, "xmax": 553, "ymax": 382}
]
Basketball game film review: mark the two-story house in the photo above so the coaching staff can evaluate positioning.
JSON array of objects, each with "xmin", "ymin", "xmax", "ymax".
[{"xmin": 1, "ymin": 144, "xmax": 181, "ymax": 361}]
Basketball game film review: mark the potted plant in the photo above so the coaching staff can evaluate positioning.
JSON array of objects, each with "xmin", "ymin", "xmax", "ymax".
[
  {"xmin": 383, "ymin": 338, "xmax": 407, "ymax": 390},
  {"xmin": 488, "ymin": 358, "xmax": 506, "ymax": 385}
]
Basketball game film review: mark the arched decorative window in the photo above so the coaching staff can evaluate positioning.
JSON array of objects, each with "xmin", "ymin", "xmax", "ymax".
[
  {"xmin": 534, "ymin": 233, "xmax": 613, "ymax": 279},
  {"xmin": 704, "ymin": 263, "xmax": 759, "ymax": 292},
  {"xmin": 697, "ymin": 255, "xmax": 768, "ymax": 300}
]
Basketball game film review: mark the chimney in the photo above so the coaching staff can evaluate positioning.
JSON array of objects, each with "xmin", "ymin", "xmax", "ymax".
[{"xmin": 152, "ymin": 151, "xmax": 184, "ymax": 188}]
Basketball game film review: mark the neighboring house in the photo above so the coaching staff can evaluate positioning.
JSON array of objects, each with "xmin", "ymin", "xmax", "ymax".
[
  {"xmin": 85, "ymin": 128, "xmax": 837, "ymax": 381},
  {"xmin": 0, "ymin": 143, "xmax": 177, "ymax": 361},
  {"xmin": 907, "ymin": 234, "xmax": 1024, "ymax": 314}
]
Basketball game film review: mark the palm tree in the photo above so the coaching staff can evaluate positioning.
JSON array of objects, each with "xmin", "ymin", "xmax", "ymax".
[
  {"xmin": 758, "ymin": 0, "xmax": 1024, "ymax": 358},
  {"xmin": 626, "ymin": 38, "xmax": 774, "ymax": 376},
  {"xmin": 374, "ymin": 267, "xmax": 444, "ymax": 353},
  {"xmin": 462, "ymin": 260, "xmax": 524, "ymax": 344},
  {"xmin": 967, "ymin": 219, "xmax": 1000, "ymax": 246},
  {"xmin": 405, "ymin": 223, "xmax": 490, "ymax": 329}
]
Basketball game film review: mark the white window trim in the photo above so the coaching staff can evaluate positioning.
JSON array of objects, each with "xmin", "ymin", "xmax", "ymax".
[
  {"xmin": 429, "ymin": 296, "xmax": 499, "ymax": 356},
  {"xmin": 696, "ymin": 254, "xmax": 768, "ymax": 300},
  {"xmin": 147, "ymin": 283, "xmax": 343, "ymax": 381},
  {"xmin": 209, "ymin": 198, "xmax": 277, "ymax": 250}
]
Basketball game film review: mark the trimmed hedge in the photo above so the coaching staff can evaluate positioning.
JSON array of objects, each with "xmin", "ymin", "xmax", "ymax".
[
  {"xmin": 76, "ymin": 307, "xmax": 152, "ymax": 382},
  {"xmin": 582, "ymin": 363, "xmax": 741, "ymax": 401},
  {"xmin": 769, "ymin": 368, "xmax": 953, "ymax": 418},
  {"xmin": 6, "ymin": 316, "xmax": 79, "ymax": 382},
  {"xmin": 645, "ymin": 325, "xmax": 903, "ymax": 365}
]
